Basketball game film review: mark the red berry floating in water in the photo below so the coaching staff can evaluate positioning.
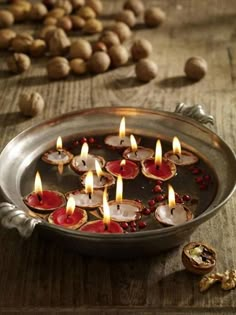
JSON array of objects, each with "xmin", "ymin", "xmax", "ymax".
[
  {"xmin": 155, "ymin": 194, "xmax": 165, "ymax": 202},
  {"xmin": 192, "ymin": 168, "xmax": 201, "ymax": 175},
  {"xmin": 88, "ymin": 137, "xmax": 95, "ymax": 144},
  {"xmin": 153, "ymin": 185, "xmax": 163, "ymax": 193},
  {"xmin": 156, "ymin": 180, "xmax": 163, "ymax": 186},
  {"xmin": 183, "ymin": 194, "xmax": 191, "ymax": 202},
  {"xmin": 138, "ymin": 221, "xmax": 147, "ymax": 229},
  {"xmin": 204, "ymin": 175, "xmax": 211, "ymax": 182},
  {"xmin": 200, "ymin": 184, "xmax": 208, "ymax": 190},
  {"xmin": 80, "ymin": 137, "xmax": 87, "ymax": 144},
  {"xmin": 120, "ymin": 222, "xmax": 129, "ymax": 229},
  {"xmin": 130, "ymin": 221, "xmax": 136, "ymax": 228},
  {"xmin": 195, "ymin": 176, "xmax": 203, "ymax": 184},
  {"xmin": 130, "ymin": 227, "xmax": 136, "ymax": 232},
  {"xmin": 142, "ymin": 207, "xmax": 151, "ymax": 215},
  {"xmin": 148, "ymin": 199, "xmax": 156, "ymax": 207}
]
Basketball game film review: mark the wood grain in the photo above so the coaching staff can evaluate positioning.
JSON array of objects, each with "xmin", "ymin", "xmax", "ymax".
[{"xmin": 0, "ymin": 0, "xmax": 236, "ymax": 313}]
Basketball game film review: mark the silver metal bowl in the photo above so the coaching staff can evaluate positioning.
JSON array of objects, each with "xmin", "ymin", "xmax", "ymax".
[{"xmin": 0, "ymin": 105, "xmax": 235, "ymax": 258}]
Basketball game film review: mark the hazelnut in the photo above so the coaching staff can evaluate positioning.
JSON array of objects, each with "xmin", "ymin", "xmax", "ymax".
[
  {"xmin": 11, "ymin": 33, "xmax": 34, "ymax": 53},
  {"xmin": 47, "ymin": 56, "xmax": 70, "ymax": 79},
  {"xmin": 123, "ymin": 0, "xmax": 144, "ymax": 16},
  {"xmin": 184, "ymin": 56, "xmax": 208, "ymax": 81},
  {"xmin": 108, "ymin": 44, "xmax": 129, "ymax": 67},
  {"xmin": 85, "ymin": 0, "xmax": 103, "ymax": 15},
  {"xmin": 37, "ymin": 25, "xmax": 57, "ymax": 42},
  {"xmin": 43, "ymin": 17, "xmax": 58, "ymax": 25},
  {"xmin": 70, "ymin": 15, "xmax": 85, "ymax": 30},
  {"xmin": 109, "ymin": 22, "xmax": 131, "ymax": 43},
  {"xmin": 57, "ymin": 16, "xmax": 73, "ymax": 32},
  {"xmin": 48, "ymin": 28, "xmax": 71, "ymax": 56},
  {"xmin": 30, "ymin": 39, "xmax": 47, "ymax": 57},
  {"xmin": 144, "ymin": 7, "xmax": 166, "ymax": 27},
  {"xmin": 69, "ymin": 38, "xmax": 92, "ymax": 60},
  {"xmin": 7, "ymin": 53, "xmax": 31, "ymax": 73},
  {"xmin": 9, "ymin": 4, "xmax": 28, "ymax": 22},
  {"xmin": 92, "ymin": 41, "xmax": 107, "ymax": 53},
  {"xmin": 18, "ymin": 92, "xmax": 45, "ymax": 117},
  {"xmin": 182, "ymin": 242, "xmax": 216, "ymax": 275},
  {"xmin": 70, "ymin": 58, "xmax": 87, "ymax": 75},
  {"xmin": 135, "ymin": 58, "xmax": 158, "ymax": 82},
  {"xmin": 116, "ymin": 10, "xmax": 136, "ymax": 28},
  {"xmin": 77, "ymin": 6, "xmax": 96, "ymax": 19},
  {"xmin": 0, "ymin": 29, "xmax": 16, "ymax": 49},
  {"xmin": 0, "ymin": 10, "xmax": 14, "ymax": 28},
  {"xmin": 55, "ymin": 0, "xmax": 72, "ymax": 14},
  {"xmin": 30, "ymin": 3, "xmax": 48, "ymax": 21},
  {"xmin": 131, "ymin": 38, "xmax": 152, "ymax": 61},
  {"xmin": 46, "ymin": 8, "xmax": 65, "ymax": 19},
  {"xmin": 88, "ymin": 51, "xmax": 110, "ymax": 74},
  {"xmin": 70, "ymin": 0, "xmax": 85, "ymax": 10},
  {"xmin": 83, "ymin": 18, "xmax": 103, "ymax": 34},
  {"xmin": 99, "ymin": 31, "xmax": 120, "ymax": 48}
]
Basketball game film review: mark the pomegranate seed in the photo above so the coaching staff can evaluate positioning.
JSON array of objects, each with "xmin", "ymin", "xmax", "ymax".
[
  {"xmin": 88, "ymin": 137, "xmax": 95, "ymax": 144},
  {"xmin": 150, "ymin": 206, "xmax": 156, "ymax": 213},
  {"xmin": 183, "ymin": 194, "xmax": 191, "ymax": 201},
  {"xmin": 130, "ymin": 221, "xmax": 136, "ymax": 227},
  {"xmin": 156, "ymin": 180, "xmax": 163, "ymax": 186},
  {"xmin": 130, "ymin": 227, "xmax": 136, "ymax": 232},
  {"xmin": 80, "ymin": 137, "xmax": 87, "ymax": 144},
  {"xmin": 176, "ymin": 197, "xmax": 183, "ymax": 204},
  {"xmin": 192, "ymin": 168, "xmax": 201, "ymax": 175},
  {"xmin": 195, "ymin": 176, "xmax": 203, "ymax": 184},
  {"xmin": 204, "ymin": 175, "xmax": 211, "ymax": 182},
  {"xmin": 155, "ymin": 194, "xmax": 165, "ymax": 202},
  {"xmin": 148, "ymin": 199, "xmax": 156, "ymax": 207},
  {"xmin": 175, "ymin": 192, "xmax": 180, "ymax": 198},
  {"xmin": 138, "ymin": 221, "xmax": 147, "ymax": 229},
  {"xmin": 200, "ymin": 184, "xmax": 208, "ymax": 190},
  {"xmin": 120, "ymin": 222, "xmax": 129, "ymax": 229},
  {"xmin": 153, "ymin": 185, "xmax": 163, "ymax": 193},
  {"xmin": 142, "ymin": 208, "xmax": 151, "ymax": 215}
]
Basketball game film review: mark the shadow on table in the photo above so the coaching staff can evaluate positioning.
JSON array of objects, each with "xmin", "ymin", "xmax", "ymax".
[
  {"xmin": 17, "ymin": 75, "xmax": 50, "ymax": 87},
  {"xmin": 158, "ymin": 75, "xmax": 196, "ymax": 89},
  {"xmin": 0, "ymin": 69, "xmax": 13, "ymax": 80},
  {"xmin": 0, "ymin": 111, "xmax": 27, "ymax": 126}
]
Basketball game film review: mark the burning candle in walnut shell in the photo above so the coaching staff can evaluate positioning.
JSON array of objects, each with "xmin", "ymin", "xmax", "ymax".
[
  {"xmin": 105, "ymin": 158, "xmax": 140, "ymax": 179},
  {"xmin": 123, "ymin": 134, "xmax": 154, "ymax": 162}
]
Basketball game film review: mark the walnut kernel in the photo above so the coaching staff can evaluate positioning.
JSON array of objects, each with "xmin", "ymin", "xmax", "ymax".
[
  {"xmin": 18, "ymin": 92, "xmax": 45, "ymax": 117},
  {"xmin": 47, "ymin": 56, "xmax": 70, "ymax": 79},
  {"xmin": 7, "ymin": 53, "xmax": 31, "ymax": 73}
]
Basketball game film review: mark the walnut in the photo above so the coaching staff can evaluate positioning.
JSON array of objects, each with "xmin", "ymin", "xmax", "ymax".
[
  {"xmin": 109, "ymin": 22, "xmax": 131, "ymax": 43},
  {"xmin": 18, "ymin": 92, "xmax": 45, "ymax": 117},
  {"xmin": 99, "ymin": 31, "xmax": 120, "ymax": 48},
  {"xmin": 55, "ymin": 0, "xmax": 72, "ymax": 14},
  {"xmin": 108, "ymin": 44, "xmax": 129, "ymax": 67},
  {"xmin": 0, "ymin": 29, "xmax": 16, "ymax": 49},
  {"xmin": 7, "ymin": 53, "xmax": 31, "ymax": 73},
  {"xmin": 83, "ymin": 18, "xmax": 103, "ymax": 34},
  {"xmin": 88, "ymin": 51, "xmax": 110, "ymax": 74},
  {"xmin": 85, "ymin": 0, "xmax": 103, "ymax": 15},
  {"xmin": 199, "ymin": 273, "xmax": 223, "ymax": 293},
  {"xmin": 123, "ymin": 0, "xmax": 144, "ymax": 17},
  {"xmin": 11, "ymin": 33, "xmax": 34, "ymax": 53},
  {"xmin": 70, "ymin": 58, "xmax": 87, "ymax": 75},
  {"xmin": 221, "ymin": 270, "xmax": 236, "ymax": 291},
  {"xmin": 30, "ymin": 3, "xmax": 48, "ymax": 21},
  {"xmin": 144, "ymin": 7, "xmax": 166, "ymax": 27},
  {"xmin": 30, "ymin": 39, "xmax": 47, "ymax": 57},
  {"xmin": 9, "ymin": 4, "xmax": 29, "ymax": 22},
  {"xmin": 70, "ymin": 0, "xmax": 85, "ymax": 10},
  {"xmin": 57, "ymin": 16, "xmax": 73, "ymax": 32},
  {"xmin": 0, "ymin": 10, "xmax": 14, "ymax": 28},
  {"xmin": 135, "ymin": 58, "xmax": 158, "ymax": 82},
  {"xmin": 46, "ymin": 8, "xmax": 65, "ymax": 19},
  {"xmin": 69, "ymin": 38, "xmax": 92, "ymax": 60},
  {"xmin": 184, "ymin": 56, "xmax": 208, "ymax": 81},
  {"xmin": 14, "ymin": 0, "xmax": 32, "ymax": 12},
  {"xmin": 37, "ymin": 25, "xmax": 57, "ymax": 42},
  {"xmin": 48, "ymin": 28, "xmax": 71, "ymax": 56},
  {"xmin": 47, "ymin": 56, "xmax": 70, "ymax": 79},
  {"xmin": 116, "ymin": 10, "xmax": 136, "ymax": 28},
  {"xmin": 43, "ymin": 17, "xmax": 58, "ymax": 25},
  {"xmin": 77, "ymin": 6, "xmax": 96, "ymax": 19},
  {"xmin": 70, "ymin": 15, "xmax": 85, "ymax": 30},
  {"xmin": 131, "ymin": 38, "xmax": 152, "ymax": 61}
]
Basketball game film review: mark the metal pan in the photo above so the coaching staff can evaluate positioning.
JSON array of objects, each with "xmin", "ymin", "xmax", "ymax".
[{"xmin": 0, "ymin": 104, "xmax": 235, "ymax": 258}]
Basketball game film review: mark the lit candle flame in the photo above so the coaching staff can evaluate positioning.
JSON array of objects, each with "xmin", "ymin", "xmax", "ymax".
[
  {"xmin": 155, "ymin": 139, "xmax": 162, "ymax": 167},
  {"xmin": 173, "ymin": 137, "xmax": 181, "ymax": 156},
  {"xmin": 95, "ymin": 159, "xmax": 103, "ymax": 178},
  {"xmin": 130, "ymin": 134, "xmax": 137, "ymax": 152},
  {"xmin": 34, "ymin": 171, "xmax": 43, "ymax": 195},
  {"xmin": 80, "ymin": 142, "xmax": 89, "ymax": 160},
  {"xmin": 119, "ymin": 117, "xmax": 126, "ymax": 138},
  {"xmin": 103, "ymin": 187, "xmax": 110, "ymax": 226},
  {"xmin": 120, "ymin": 159, "xmax": 126, "ymax": 167},
  {"xmin": 168, "ymin": 184, "xmax": 176, "ymax": 209},
  {"xmin": 116, "ymin": 175, "xmax": 123, "ymax": 203},
  {"xmin": 56, "ymin": 136, "xmax": 63, "ymax": 151},
  {"xmin": 85, "ymin": 171, "xmax": 93, "ymax": 195},
  {"xmin": 66, "ymin": 196, "xmax": 75, "ymax": 216}
]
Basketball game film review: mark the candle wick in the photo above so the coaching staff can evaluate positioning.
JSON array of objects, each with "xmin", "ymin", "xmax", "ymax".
[
  {"xmin": 89, "ymin": 192, "xmax": 92, "ymax": 199},
  {"xmin": 58, "ymin": 150, "xmax": 61, "ymax": 156},
  {"xmin": 134, "ymin": 150, "xmax": 138, "ymax": 156},
  {"xmin": 104, "ymin": 222, "xmax": 108, "ymax": 231},
  {"xmin": 37, "ymin": 193, "xmax": 43, "ymax": 204},
  {"xmin": 170, "ymin": 207, "xmax": 175, "ymax": 215},
  {"xmin": 100, "ymin": 175, "xmax": 104, "ymax": 183},
  {"xmin": 120, "ymin": 166, "xmax": 123, "ymax": 171},
  {"xmin": 117, "ymin": 204, "xmax": 120, "ymax": 211},
  {"xmin": 175, "ymin": 154, "xmax": 181, "ymax": 160},
  {"xmin": 156, "ymin": 164, "xmax": 160, "ymax": 170},
  {"xmin": 120, "ymin": 139, "xmax": 124, "ymax": 145},
  {"xmin": 82, "ymin": 160, "xmax": 86, "ymax": 166}
]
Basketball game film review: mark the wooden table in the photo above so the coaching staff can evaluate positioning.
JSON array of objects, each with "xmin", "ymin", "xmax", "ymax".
[{"xmin": 0, "ymin": 0, "xmax": 236, "ymax": 313}]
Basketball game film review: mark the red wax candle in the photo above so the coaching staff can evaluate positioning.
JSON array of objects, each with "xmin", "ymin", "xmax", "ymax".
[
  {"xmin": 79, "ymin": 219, "xmax": 123, "ymax": 233},
  {"xmin": 24, "ymin": 190, "xmax": 66, "ymax": 213},
  {"xmin": 48, "ymin": 206, "xmax": 87, "ymax": 229},
  {"xmin": 141, "ymin": 158, "xmax": 176, "ymax": 181},
  {"xmin": 105, "ymin": 160, "xmax": 139, "ymax": 179}
]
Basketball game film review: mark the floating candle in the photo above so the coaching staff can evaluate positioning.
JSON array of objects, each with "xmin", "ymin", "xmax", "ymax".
[
  {"xmin": 141, "ymin": 139, "xmax": 176, "ymax": 181},
  {"xmin": 105, "ymin": 159, "xmax": 139, "ymax": 179},
  {"xmin": 123, "ymin": 134, "xmax": 154, "ymax": 162},
  {"xmin": 164, "ymin": 136, "xmax": 199, "ymax": 166},
  {"xmin": 80, "ymin": 188, "xmax": 123, "ymax": 233},
  {"xmin": 23, "ymin": 171, "xmax": 66, "ymax": 213},
  {"xmin": 42, "ymin": 136, "xmax": 73, "ymax": 166},
  {"xmin": 155, "ymin": 184, "xmax": 193, "ymax": 226},
  {"xmin": 48, "ymin": 196, "xmax": 88, "ymax": 229},
  {"xmin": 70, "ymin": 142, "xmax": 105, "ymax": 174}
]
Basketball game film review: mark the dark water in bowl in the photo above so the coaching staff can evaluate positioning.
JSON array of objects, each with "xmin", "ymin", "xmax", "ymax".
[{"xmin": 20, "ymin": 134, "xmax": 218, "ymax": 232}]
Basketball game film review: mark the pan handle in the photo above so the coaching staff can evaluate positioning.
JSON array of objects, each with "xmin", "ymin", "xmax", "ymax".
[
  {"xmin": 174, "ymin": 103, "xmax": 214, "ymax": 125},
  {"xmin": 0, "ymin": 202, "xmax": 42, "ymax": 238}
]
